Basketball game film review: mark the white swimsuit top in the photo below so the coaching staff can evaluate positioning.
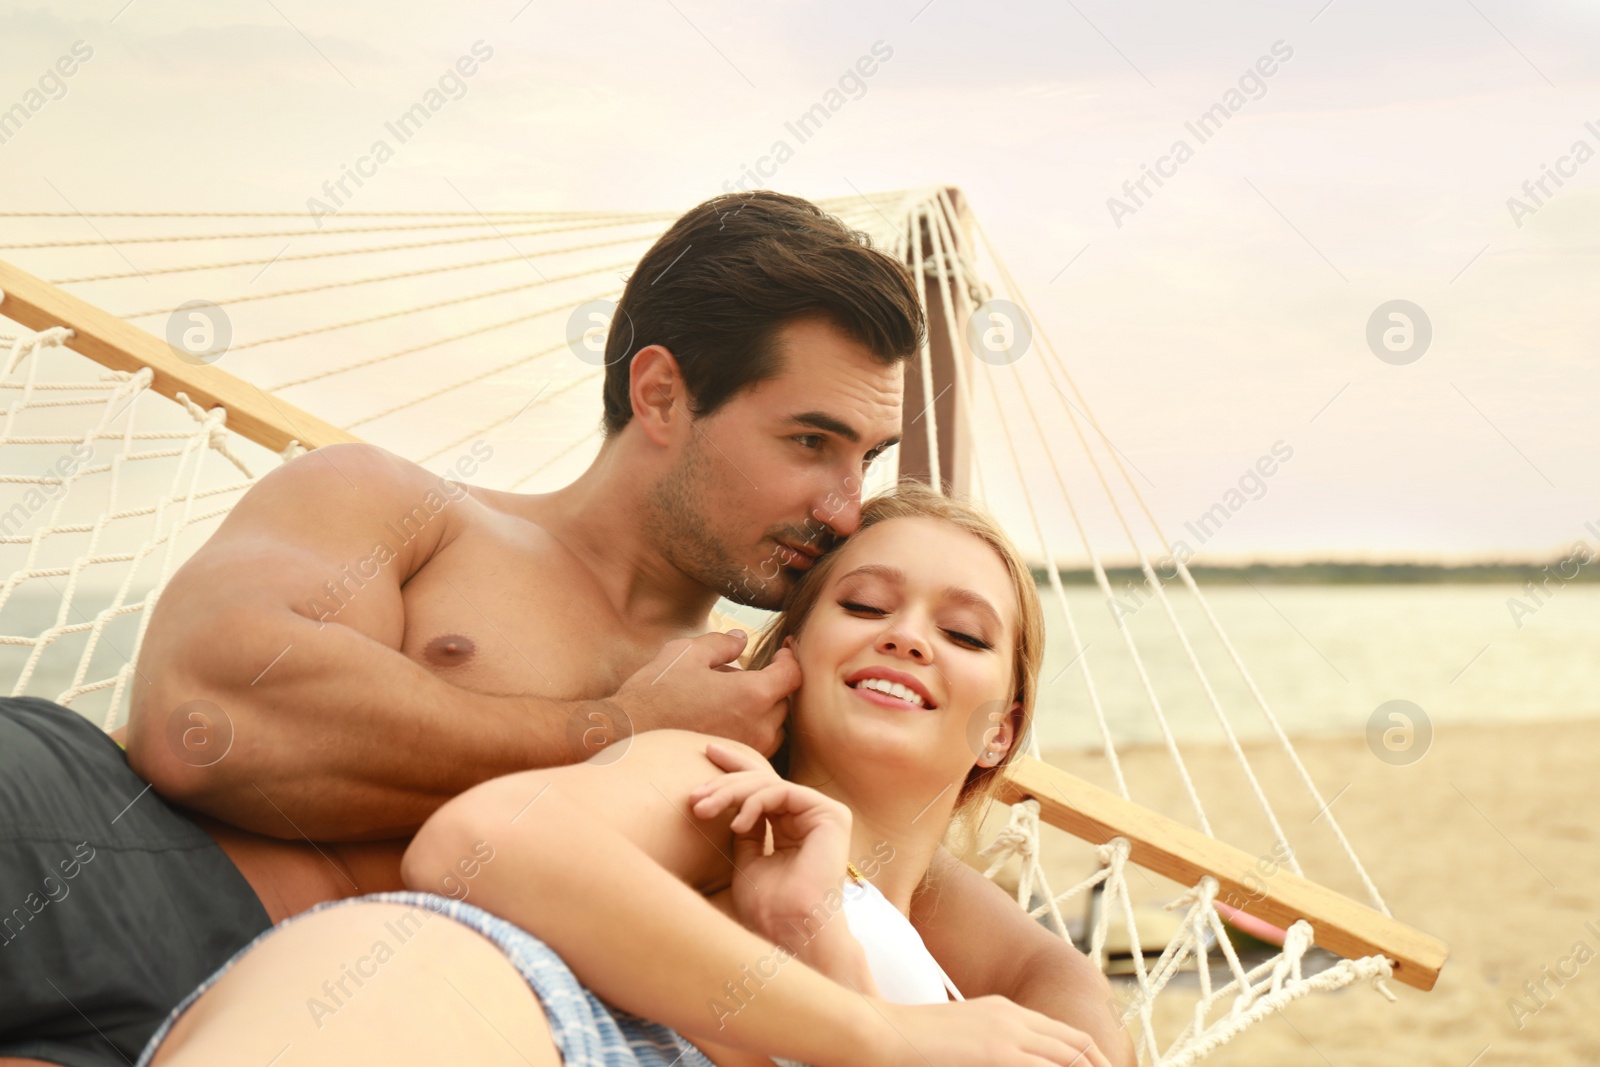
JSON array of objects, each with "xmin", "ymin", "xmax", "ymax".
[
  {"xmin": 770, "ymin": 874, "xmax": 962, "ymax": 1067},
  {"xmin": 840, "ymin": 874, "xmax": 964, "ymax": 1004}
]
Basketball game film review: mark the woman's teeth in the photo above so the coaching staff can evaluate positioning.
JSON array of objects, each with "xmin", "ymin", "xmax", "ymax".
[{"xmin": 850, "ymin": 677, "xmax": 926, "ymax": 708}]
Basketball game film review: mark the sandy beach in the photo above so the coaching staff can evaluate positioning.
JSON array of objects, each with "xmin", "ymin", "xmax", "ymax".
[{"xmin": 967, "ymin": 717, "xmax": 1600, "ymax": 1066}]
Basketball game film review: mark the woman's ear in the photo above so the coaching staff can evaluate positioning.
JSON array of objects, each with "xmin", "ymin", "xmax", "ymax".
[
  {"xmin": 781, "ymin": 634, "xmax": 796, "ymax": 651},
  {"xmin": 981, "ymin": 700, "xmax": 1022, "ymax": 766}
]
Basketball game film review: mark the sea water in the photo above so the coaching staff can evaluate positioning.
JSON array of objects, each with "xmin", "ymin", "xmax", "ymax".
[{"xmin": 1029, "ymin": 583, "xmax": 1600, "ymax": 751}]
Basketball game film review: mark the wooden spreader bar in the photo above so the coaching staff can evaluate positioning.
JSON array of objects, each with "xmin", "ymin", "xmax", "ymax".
[
  {"xmin": 0, "ymin": 258, "xmax": 359, "ymax": 454},
  {"xmin": 999, "ymin": 755, "xmax": 1448, "ymax": 991}
]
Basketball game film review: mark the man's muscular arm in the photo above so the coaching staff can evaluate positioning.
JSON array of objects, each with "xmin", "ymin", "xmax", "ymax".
[
  {"xmin": 913, "ymin": 846, "xmax": 1137, "ymax": 1067},
  {"xmin": 125, "ymin": 444, "xmax": 793, "ymax": 842}
]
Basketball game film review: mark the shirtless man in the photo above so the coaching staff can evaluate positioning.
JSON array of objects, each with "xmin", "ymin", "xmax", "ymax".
[{"xmin": 0, "ymin": 191, "xmax": 1132, "ymax": 1067}]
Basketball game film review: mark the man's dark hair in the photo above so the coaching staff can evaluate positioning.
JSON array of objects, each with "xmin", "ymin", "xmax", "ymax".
[{"xmin": 600, "ymin": 190, "xmax": 925, "ymax": 437}]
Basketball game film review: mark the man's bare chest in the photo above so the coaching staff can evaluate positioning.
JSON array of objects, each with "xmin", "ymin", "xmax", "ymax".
[{"xmin": 393, "ymin": 505, "xmax": 669, "ymax": 701}]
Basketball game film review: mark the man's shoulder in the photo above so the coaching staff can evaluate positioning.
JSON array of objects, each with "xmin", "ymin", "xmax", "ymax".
[
  {"xmin": 278, "ymin": 442, "xmax": 463, "ymax": 499},
  {"xmin": 215, "ymin": 442, "xmax": 505, "ymax": 571},
  {"xmin": 257, "ymin": 442, "xmax": 412, "ymax": 506},
  {"xmin": 269, "ymin": 442, "xmax": 530, "ymax": 522}
]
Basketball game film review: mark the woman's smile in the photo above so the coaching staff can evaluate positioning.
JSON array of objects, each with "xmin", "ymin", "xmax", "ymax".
[
  {"xmin": 847, "ymin": 678, "xmax": 934, "ymax": 711},
  {"xmin": 843, "ymin": 665, "xmax": 938, "ymax": 709}
]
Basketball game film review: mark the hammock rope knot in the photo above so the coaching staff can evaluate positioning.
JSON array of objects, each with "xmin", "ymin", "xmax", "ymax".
[{"xmin": 978, "ymin": 796, "xmax": 1041, "ymax": 868}]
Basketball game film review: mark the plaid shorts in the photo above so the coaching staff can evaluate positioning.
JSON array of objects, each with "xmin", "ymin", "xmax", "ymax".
[{"xmin": 134, "ymin": 891, "xmax": 725, "ymax": 1067}]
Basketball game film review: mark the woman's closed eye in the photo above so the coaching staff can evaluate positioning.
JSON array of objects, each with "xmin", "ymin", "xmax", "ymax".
[
  {"xmin": 945, "ymin": 626, "xmax": 991, "ymax": 650},
  {"xmin": 839, "ymin": 599, "xmax": 991, "ymax": 651}
]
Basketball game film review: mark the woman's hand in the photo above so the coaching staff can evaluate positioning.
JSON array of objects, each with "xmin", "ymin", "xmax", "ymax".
[
  {"xmin": 868, "ymin": 996, "xmax": 1119, "ymax": 1067},
  {"xmin": 687, "ymin": 741, "xmax": 854, "ymax": 951}
]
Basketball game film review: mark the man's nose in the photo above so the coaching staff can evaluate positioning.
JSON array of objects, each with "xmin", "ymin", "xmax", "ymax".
[{"xmin": 816, "ymin": 491, "xmax": 862, "ymax": 538}]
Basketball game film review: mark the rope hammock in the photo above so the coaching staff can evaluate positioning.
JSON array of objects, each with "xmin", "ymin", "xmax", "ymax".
[{"xmin": 0, "ymin": 188, "xmax": 1447, "ymax": 1065}]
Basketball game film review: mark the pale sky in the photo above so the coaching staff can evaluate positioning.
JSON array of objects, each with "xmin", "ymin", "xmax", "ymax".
[{"xmin": 1, "ymin": 0, "xmax": 1597, "ymax": 564}]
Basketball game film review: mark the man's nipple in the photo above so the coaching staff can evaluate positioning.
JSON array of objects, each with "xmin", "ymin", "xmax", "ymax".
[{"xmin": 424, "ymin": 633, "xmax": 477, "ymax": 666}]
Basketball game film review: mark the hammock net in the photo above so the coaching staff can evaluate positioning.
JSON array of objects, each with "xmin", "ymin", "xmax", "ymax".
[{"xmin": 0, "ymin": 189, "xmax": 1433, "ymax": 1065}]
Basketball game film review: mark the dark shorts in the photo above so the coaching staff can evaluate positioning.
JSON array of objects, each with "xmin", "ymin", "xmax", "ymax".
[{"xmin": 0, "ymin": 696, "xmax": 273, "ymax": 1067}]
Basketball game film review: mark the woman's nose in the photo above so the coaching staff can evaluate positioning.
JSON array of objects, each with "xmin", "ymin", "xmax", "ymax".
[{"xmin": 877, "ymin": 626, "xmax": 929, "ymax": 661}]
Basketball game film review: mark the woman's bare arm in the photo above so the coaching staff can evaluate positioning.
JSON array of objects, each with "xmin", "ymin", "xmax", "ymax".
[
  {"xmin": 404, "ymin": 730, "xmax": 1117, "ymax": 1067},
  {"xmin": 400, "ymin": 729, "xmax": 889, "ymax": 1065},
  {"xmin": 913, "ymin": 847, "xmax": 1137, "ymax": 1066}
]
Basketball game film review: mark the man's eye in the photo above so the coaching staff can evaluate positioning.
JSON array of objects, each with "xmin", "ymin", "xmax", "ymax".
[{"xmin": 792, "ymin": 434, "xmax": 825, "ymax": 450}]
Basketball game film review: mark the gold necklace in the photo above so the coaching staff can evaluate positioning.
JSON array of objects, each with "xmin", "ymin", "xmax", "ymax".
[{"xmin": 845, "ymin": 861, "xmax": 865, "ymax": 884}]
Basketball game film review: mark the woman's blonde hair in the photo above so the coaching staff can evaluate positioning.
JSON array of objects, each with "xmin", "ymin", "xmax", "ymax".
[{"xmin": 747, "ymin": 479, "xmax": 1045, "ymax": 840}]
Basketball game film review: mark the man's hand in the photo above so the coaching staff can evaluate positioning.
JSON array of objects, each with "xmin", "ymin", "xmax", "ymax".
[{"xmin": 606, "ymin": 630, "xmax": 797, "ymax": 756}]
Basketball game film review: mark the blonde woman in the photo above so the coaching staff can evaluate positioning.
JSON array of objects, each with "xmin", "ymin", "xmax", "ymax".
[{"xmin": 137, "ymin": 482, "xmax": 1130, "ymax": 1067}]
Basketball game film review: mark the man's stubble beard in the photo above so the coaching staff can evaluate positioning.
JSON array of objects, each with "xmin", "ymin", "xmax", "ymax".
[{"xmin": 647, "ymin": 430, "xmax": 793, "ymax": 612}]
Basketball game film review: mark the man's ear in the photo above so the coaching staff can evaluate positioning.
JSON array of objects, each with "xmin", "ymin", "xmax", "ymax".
[{"xmin": 628, "ymin": 344, "xmax": 685, "ymax": 447}]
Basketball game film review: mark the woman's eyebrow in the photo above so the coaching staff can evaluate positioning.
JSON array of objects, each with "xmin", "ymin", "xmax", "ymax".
[
  {"xmin": 837, "ymin": 562, "xmax": 903, "ymax": 585},
  {"xmin": 943, "ymin": 586, "xmax": 1003, "ymax": 632}
]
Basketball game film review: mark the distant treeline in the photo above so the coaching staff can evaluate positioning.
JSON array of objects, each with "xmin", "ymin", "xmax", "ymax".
[{"xmin": 1031, "ymin": 560, "xmax": 1600, "ymax": 586}]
